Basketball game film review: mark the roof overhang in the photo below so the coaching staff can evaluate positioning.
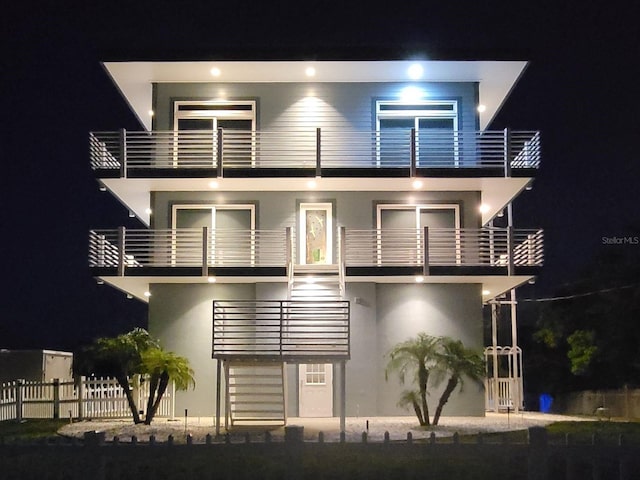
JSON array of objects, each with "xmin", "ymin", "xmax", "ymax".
[
  {"xmin": 97, "ymin": 274, "xmax": 534, "ymax": 305},
  {"xmin": 103, "ymin": 60, "xmax": 528, "ymax": 131}
]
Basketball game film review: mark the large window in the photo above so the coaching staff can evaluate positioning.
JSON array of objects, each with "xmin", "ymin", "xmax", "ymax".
[
  {"xmin": 171, "ymin": 204, "xmax": 256, "ymax": 266},
  {"xmin": 376, "ymin": 204, "xmax": 460, "ymax": 265},
  {"xmin": 376, "ymin": 100, "xmax": 458, "ymax": 167},
  {"xmin": 173, "ymin": 101, "xmax": 256, "ymax": 167}
]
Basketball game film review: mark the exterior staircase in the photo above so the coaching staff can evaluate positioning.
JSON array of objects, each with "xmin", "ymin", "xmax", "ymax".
[
  {"xmin": 222, "ymin": 263, "xmax": 346, "ymax": 429},
  {"xmin": 225, "ymin": 361, "xmax": 286, "ymax": 426}
]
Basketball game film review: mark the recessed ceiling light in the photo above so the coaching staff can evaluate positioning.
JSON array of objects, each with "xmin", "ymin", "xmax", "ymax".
[
  {"xmin": 412, "ymin": 179, "xmax": 423, "ymax": 189},
  {"xmin": 407, "ymin": 63, "xmax": 423, "ymax": 80},
  {"xmin": 210, "ymin": 67, "xmax": 221, "ymax": 77},
  {"xmin": 207, "ymin": 277, "xmax": 217, "ymax": 283},
  {"xmin": 477, "ymin": 104, "xmax": 486, "ymax": 113},
  {"xmin": 305, "ymin": 66, "xmax": 316, "ymax": 77},
  {"xmin": 307, "ymin": 179, "xmax": 317, "ymax": 189},
  {"xmin": 479, "ymin": 204, "xmax": 490, "ymax": 214},
  {"xmin": 208, "ymin": 180, "xmax": 219, "ymax": 189},
  {"xmin": 415, "ymin": 276, "xmax": 424, "ymax": 283}
]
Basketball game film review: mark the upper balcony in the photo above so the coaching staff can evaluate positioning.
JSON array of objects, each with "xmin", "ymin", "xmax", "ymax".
[{"xmin": 91, "ymin": 128, "xmax": 540, "ymax": 179}]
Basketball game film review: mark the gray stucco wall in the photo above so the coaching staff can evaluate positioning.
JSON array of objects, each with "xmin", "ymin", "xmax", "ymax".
[
  {"xmin": 148, "ymin": 281, "xmax": 484, "ymax": 418},
  {"xmin": 153, "ymin": 82, "xmax": 478, "ymax": 133}
]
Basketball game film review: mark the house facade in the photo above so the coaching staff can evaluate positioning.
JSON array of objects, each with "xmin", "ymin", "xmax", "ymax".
[{"xmin": 89, "ymin": 59, "xmax": 542, "ymax": 429}]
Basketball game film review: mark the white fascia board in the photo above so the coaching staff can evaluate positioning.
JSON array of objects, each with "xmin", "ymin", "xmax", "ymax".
[{"xmin": 103, "ymin": 60, "xmax": 527, "ymax": 131}]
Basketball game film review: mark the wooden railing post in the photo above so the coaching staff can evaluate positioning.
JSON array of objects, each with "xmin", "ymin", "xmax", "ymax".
[
  {"xmin": 410, "ymin": 128, "xmax": 417, "ymax": 176},
  {"xmin": 119, "ymin": 128, "xmax": 127, "ymax": 178},
  {"xmin": 503, "ymin": 127, "xmax": 512, "ymax": 177},
  {"xmin": 15, "ymin": 379, "xmax": 24, "ymax": 422},
  {"xmin": 216, "ymin": 128, "xmax": 223, "ymax": 178},
  {"xmin": 316, "ymin": 127, "xmax": 322, "ymax": 176},
  {"xmin": 202, "ymin": 226, "xmax": 209, "ymax": 276},
  {"xmin": 117, "ymin": 226, "xmax": 126, "ymax": 277},
  {"xmin": 53, "ymin": 378, "xmax": 60, "ymax": 419},
  {"xmin": 423, "ymin": 226, "xmax": 430, "ymax": 276}
]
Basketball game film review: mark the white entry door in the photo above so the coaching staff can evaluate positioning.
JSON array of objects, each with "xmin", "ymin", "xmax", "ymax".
[
  {"xmin": 299, "ymin": 203, "xmax": 333, "ymax": 265},
  {"xmin": 298, "ymin": 363, "xmax": 333, "ymax": 417}
]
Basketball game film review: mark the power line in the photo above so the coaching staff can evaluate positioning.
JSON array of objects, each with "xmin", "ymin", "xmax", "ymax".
[{"xmin": 520, "ymin": 282, "xmax": 640, "ymax": 303}]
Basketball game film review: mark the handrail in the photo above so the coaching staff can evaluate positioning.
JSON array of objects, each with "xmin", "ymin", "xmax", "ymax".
[
  {"xmin": 90, "ymin": 129, "xmax": 541, "ymax": 174},
  {"xmin": 344, "ymin": 228, "xmax": 543, "ymax": 267},
  {"xmin": 89, "ymin": 228, "xmax": 288, "ymax": 269},
  {"xmin": 89, "ymin": 227, "xmax": 542, "ymax": 272}
]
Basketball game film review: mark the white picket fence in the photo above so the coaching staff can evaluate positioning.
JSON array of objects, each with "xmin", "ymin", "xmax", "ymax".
[{"xmin": 0, "ymin": 377, "xmax": 174, "ymax": 422}]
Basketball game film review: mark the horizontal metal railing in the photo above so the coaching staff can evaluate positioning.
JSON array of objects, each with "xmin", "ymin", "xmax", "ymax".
[
  {"xmin": 344, "ymin": 228, "xmax": 544, "ymax": 268},
  {"xmin": 89, "ymin": 228, "xmax": 288, "ymax": 269},
  {"xmin": 213, "ymin": 300, "xmax": 350, "ymax": 359},
  {"xmin": 89, "ymin": 227, "xmax": 543, "ymax": 273},
  {"xmin": 90, "ymin": 128, "xmax": 540, "ymax": 175}
]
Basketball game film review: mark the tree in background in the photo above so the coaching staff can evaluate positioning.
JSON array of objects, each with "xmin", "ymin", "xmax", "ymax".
[{"xmin": 531, "ymin": 243, "xmax": 640, "ymax": 393}]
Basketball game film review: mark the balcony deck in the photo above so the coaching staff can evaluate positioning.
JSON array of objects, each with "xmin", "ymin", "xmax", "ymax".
[
  {"xmin": 90, "ymin": 129, "xmax": 540, "ymax": 179},
  {"xmin": 89, "ymin": 226, "xmax": 543, "ymax": 280}
]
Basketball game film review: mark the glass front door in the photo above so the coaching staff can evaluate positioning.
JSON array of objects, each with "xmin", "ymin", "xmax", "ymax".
[{"xmin": 299, "ymin": 203, "xmax": 333, "ymax": 265}]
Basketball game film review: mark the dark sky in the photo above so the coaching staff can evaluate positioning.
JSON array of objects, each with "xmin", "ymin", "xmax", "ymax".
[{"xmin": 3, "ymin": 2, "xmax": 639, "ymax": 350}]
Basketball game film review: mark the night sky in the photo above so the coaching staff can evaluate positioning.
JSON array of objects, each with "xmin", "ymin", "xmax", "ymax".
[{"xmin": 3, "ymin": 2, "xmax": 639, "ymax": 351}]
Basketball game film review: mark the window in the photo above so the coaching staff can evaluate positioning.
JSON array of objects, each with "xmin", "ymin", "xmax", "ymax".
[
  {"xmin": 173, "ymin": 101, "xmax": 256, "ymax": 167},
  {"xmin": 376, "ymin": 100, "xmax": 458, "ymax": 167},
  {"xmin": 171, "ymin": 204, "xmax": 256, "ymax": 266},
  {"xmin": 376, "ymin": 204, "xmax": 461, "ymax": 265}
]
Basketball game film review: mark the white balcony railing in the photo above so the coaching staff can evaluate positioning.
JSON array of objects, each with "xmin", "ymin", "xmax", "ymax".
[
  {"xmin": 344, "ymin": 228, "xmax": 544, "ymax": 269},
  {"xmin": 90, "ymin": 128, "xmax": 540, "ymax": 175},
  {"xmin": 89, "ymin": 227, "xmax": 543, "ymax": 273}
]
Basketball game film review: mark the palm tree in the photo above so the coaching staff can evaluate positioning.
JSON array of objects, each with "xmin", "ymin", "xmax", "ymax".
[
  {"xmin": 431, "ymin": 337, "xmax": 485, "ymax": 425},
  {"xmin": 141, "ymin": 348, "xmax": 195, "ymax": 425},
  {"xmin": 385, "ymin": 333, "xmax": 440, "ymax": 426},
  {"xmin": 74, "ymin": 328, "xmax": 158, "ymax": 424}
]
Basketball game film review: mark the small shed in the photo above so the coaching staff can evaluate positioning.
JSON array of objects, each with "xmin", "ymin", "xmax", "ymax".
[{"xmin": 0, "ymin": 349, "xmax": 73, "ymax": 383}]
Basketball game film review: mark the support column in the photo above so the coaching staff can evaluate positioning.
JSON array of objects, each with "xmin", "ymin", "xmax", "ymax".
[
  {"xmin": 215, "ymin": 360, "xmax": 221, "ymax": 436},
  {"xmin": 339, "ymin": 361, "xmax": 346, "ymax": 433},
  {"xmin": 491, "ymin": 303, "xmax": 499, "ymax": 412}
]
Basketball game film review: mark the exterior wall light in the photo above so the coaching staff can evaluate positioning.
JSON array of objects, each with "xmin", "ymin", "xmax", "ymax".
[
  {"xmin": 479, "ymin": 204, "xmax": 490, "ymax": 214},
  {"xmin": 148, "ymin": 110, "xmax": 154, "ymax": 117},
  {"xmin": 482, "ymin": 290, "xmax": 491, "ymax": 295},
  {"xmin": 307, "ymin": 179, "xmax": 317, "ymax": 189},
  {"xmin": 305, "ymin": 66, "xmax": 316, "ymax": 77},
  {"xmin": 407, "ymin": 63, "xmax": 423, "ymax": 80},
  {"xmin": 145, "ymin": 208, "xmax": 153, "ymax": 215},
  {"xmin": 144, "ymin": 291, "xmax": 151, "ymax": 297},
  {"xmin": 209, "ymin": 180, "xmax": 219, "ymax": 189},
  {"xmin": 412, "ymin": 179, "xmax": 423, "ymax": 189},
  {"xmin": 477, "ymin": 104, "xmax": 486, "ymax": 113},
  {"xmin": 210, "ymin": 67, "xmax": 221, "ymax": 77}
]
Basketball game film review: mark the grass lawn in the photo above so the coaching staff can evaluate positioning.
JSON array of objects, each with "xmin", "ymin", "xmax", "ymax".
[{"xmin": 0, "ymin": 419, "xmax": 68, "ymax": 442}]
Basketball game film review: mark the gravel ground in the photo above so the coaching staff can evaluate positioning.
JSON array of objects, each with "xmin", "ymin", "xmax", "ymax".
[{"xmin": 58, "ymin": 412, "xmax": 591, "ymax": 444}]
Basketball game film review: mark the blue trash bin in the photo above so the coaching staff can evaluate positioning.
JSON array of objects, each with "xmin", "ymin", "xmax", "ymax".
[{"xmin": 539, "ymin": 393, "xmax": 553, "ymax": 413}]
